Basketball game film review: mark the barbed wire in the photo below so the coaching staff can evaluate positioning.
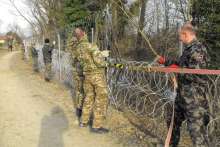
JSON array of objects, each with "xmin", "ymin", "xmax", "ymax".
[{"xmin": 107, "ymin": 59, "xmax": 220, "ymax": 144}]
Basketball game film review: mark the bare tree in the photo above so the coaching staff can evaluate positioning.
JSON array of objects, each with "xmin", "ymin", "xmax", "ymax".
[
  {"xmin": 135, "ymin": 0, "xmax": 148, "ymax": 59},
  {"xmin": 26, "ymin": 0, "xmax": 64, "ymax": 39},
  {"xmin": 164, "ymin": 0, "xmax": 169, "ymax": 30},
  {"xmin": 9, "ymin": 0, "xmax": 37, "ymax": 32}
]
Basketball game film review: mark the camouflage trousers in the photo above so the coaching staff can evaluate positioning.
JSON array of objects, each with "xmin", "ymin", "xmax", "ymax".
[
  {"xmin": 22, "ymin": 49, "xmax": 25, "ymax": 60},
  {"xmin": 44, "ymin": 63, "xmax": 52, "ymax": 81},
  {"xmin": 81, "ymin": 73, "xmax": 108, "ymax": 128},
  {"xmin": 166, "ymin": 84, "xmax": 209, "ymax": 147},
  {"xmin": 72, "ymin": 71, "xmax": 85, "ymax": 110},
  {"xmin": 32, "ymin": 57, "xmax": 39, "ymax": 72}
]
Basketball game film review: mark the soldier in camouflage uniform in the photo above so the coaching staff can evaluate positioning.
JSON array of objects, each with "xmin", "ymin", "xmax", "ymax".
[
  {"xmin": 67, "ymin": 31, "xmax": 85, "ymax": 120},
  {"xmin": 42, "ymin": 38, "xmax": 53, "ymax": 82},
  {"xmin": 31, "ymin": 43, "xmax": 39, "ymax": 72},
  {"xmin": 158, "ymin": 22, "xmax": 210, "ymax": 147},
  {"xmin": 74, "ymin": 28, "xmax": 110, "ymax": 134}
]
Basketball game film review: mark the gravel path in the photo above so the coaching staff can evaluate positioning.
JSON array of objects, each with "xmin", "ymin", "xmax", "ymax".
[{"xmin": 0, "ymin": 50, "xmax": 123, "ymax": 147}]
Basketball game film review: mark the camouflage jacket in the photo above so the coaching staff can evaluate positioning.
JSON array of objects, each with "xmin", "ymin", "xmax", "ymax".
[
  {"xmin": 165, "ymin": 39, "xmax": 210, "ymax": 85},
  {"xmin": 74, "ymin": 35, "xmax": 108, "ymax": 74},
  {"xmin": 31, "ymin": 46, "xmax": 38, "ymax": 57},
  {"xmin": 42, "ymin": 43, "xmax": 53, "ymax": 64}
]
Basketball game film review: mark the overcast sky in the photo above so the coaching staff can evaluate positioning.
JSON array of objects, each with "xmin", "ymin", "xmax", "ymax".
[{"xmin": 0, "ymin": 0, "xmax": 30, "ymax": 35}]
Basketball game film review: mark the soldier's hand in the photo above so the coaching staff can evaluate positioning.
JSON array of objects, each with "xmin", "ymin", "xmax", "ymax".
[
  {"xmin": 157, "ymin": 55, "xmax": 165, "ymax": 64},
  {"xmin": 101, "ymin": 50, "xmax": 110, "ymax": 57}
]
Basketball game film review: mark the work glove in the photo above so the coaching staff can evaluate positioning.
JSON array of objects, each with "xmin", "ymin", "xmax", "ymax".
[
  {"xmin": 157, "ymin": 56, "xmax": 166, "ymax": 64},
  {"xmin": 168, "ymin": 64, "xmax": 179, "ymax": 68}
]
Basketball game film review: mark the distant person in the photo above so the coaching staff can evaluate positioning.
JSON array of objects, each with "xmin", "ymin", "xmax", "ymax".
[
  {"xmin": 31, "ymin": 43, "xmax": 39, "ymax": 72},
  {"xmin": 8, "ymin": 38, "xmax": 13, "ymax": 52},
  {"xmin": 42, "ymin": 38, "xmax": 53, "ymax": 81},
  {"xmin": 67, "ymin": 30, "xmax": 84, "ymax": 121}
]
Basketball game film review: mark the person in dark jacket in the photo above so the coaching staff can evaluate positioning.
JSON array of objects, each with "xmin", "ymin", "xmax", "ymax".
[
  {"xmin": 158, "ymin": 22, "xmax": 210, "ymax": 147},
  {"xmin": 31, "ymin": 43, "xmax": 39, "ymax": 72},
  {"xmin": 42, "ymin": 38, "xmax": 53, "ymax": 81}
]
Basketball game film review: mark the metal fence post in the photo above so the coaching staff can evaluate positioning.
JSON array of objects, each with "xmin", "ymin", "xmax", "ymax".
[
  {"xmin": 57, "ymin": 33, "xmax": 62, "ymax": 81},
  {"xmin": 92, "ymin": 27, "xmax": 94, "ymax": 44},
  {"xmin": 177, "ymin": 23, "xmax": 183, "ymax": 56}
]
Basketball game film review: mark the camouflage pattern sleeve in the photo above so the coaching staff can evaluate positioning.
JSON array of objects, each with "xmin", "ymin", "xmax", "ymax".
[
  {"xmin": 188, "ymin": 43, "xmax": 209, "ymax": 69},
  {"xmin": 89, "ymin": 44, "xmax": 109, "ymax": 68}
]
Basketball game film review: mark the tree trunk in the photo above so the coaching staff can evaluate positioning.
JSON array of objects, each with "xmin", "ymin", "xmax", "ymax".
[
  {"xmin": 155, "ymin": 0, "xmax": 160, "ymax": 34},
  {"xmin": 164, "ymin": 0, "xmax": 169, "ymax": 31},
  {"xmin": 135, "ymin": 0, "xmax": 147, "ymax": 60}
]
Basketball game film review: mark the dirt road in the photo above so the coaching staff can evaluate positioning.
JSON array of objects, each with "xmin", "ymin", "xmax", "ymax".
[{"xmin": 0, "ymin": 50, "xmax": 123, "ymax": 147}]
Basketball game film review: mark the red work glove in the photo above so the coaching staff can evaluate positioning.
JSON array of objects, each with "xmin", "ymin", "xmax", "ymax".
[
  {"xmin": 168, "ymin": 64, "xmax": 179, "ymax": 68},
  {"xmin": 157, "ymin": 56, "xmax": 166, "ymax": 64}
]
